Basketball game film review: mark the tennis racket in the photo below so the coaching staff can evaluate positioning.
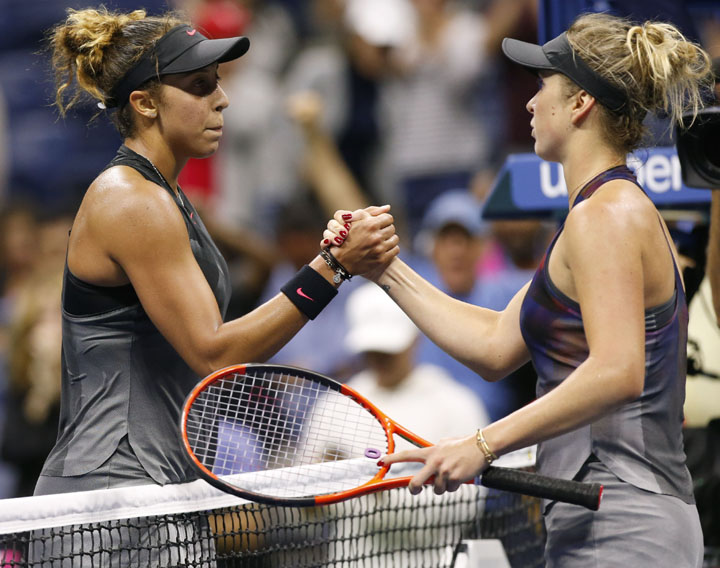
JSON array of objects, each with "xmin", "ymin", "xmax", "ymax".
[{"xmin": 180, "ymin": 363, "xmax": 603, "ymax": 510}]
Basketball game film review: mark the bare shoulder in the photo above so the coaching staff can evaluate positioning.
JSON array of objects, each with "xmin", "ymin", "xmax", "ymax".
[
  {"xmin": 85, "ymin": 166, "xmax": 181, "ymax": 228},
  {"xmin": 564, "ymin": 179, "xmax": 656, "ymax": 241},
  {"xmin": 70, "ymin": 166, "xmax": 188, "ymax": 283},
  {"xmin": 559, "ymin": 176, "xmax": 675, "ymax": 315},
  {"xmin": 557, "ymin": 179, "xmax": 654, "ymax": 282},
  {"xmin": 78, "ymin": 165, "xmax": 188, "ymax": 252}
]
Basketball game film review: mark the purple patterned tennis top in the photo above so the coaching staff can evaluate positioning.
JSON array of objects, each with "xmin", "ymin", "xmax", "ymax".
[{"xmin": 519, "ymin": 165, "xmax": 694, "ymax": 503}]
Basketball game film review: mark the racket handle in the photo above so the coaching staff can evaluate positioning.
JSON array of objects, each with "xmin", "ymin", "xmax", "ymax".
[{"xmin": 479, "ymin": 466, "xmax": 603, "ymax": 511}]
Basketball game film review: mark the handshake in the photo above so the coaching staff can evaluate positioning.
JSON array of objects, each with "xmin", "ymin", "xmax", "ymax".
[{"xmin": 318, "ymin": 205, "xmax": 400, "ymax": 282}]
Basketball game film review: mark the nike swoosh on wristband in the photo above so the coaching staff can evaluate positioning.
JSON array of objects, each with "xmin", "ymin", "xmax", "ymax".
[{"xmin": 296, "ymin": 288, "xmax": 315, "ymax": 301}]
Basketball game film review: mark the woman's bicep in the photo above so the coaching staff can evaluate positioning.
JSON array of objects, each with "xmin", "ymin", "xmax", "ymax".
[
  {"xmin": 108, "ymin": 196, "xmax": 226, "ymax": 374},
  {"xmin": 131, "ymin": 246, "xmax": 226, "ymax": 369},
  {"xmin": 565, "ymin": 206, "xmax": 646, "ymax": 396},
  {"xmin": 476, "ymin": 282, "xmax": 531, "ymax": 380}
]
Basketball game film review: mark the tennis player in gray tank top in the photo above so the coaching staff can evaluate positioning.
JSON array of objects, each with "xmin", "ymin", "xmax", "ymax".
[
  {"xmin": 37, "ymin": 8, "xmax": 398, "ymax": 497},
  {"xmin": 36, "ymin": 145, "xmax": 233, "ymax": 492},
  {"xmin": 34, "ymin": 8, "xmax": 399, "ymax": 568}
]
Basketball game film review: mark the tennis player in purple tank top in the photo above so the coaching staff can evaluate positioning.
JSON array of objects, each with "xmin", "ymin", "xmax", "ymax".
[{"xmin": 327, "ymin": 12, "xmax": 714, "ymax": 567}]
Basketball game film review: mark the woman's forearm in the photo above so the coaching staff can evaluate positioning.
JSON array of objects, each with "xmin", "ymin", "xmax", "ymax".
[{"xmin": 375, "ymin": 258, "xmax": 529, "ymax": 379}]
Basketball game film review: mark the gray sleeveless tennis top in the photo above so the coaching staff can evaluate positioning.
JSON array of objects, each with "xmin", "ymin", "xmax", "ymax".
[{"xmin": 40, "ymin": 145, "xmax": 231, "ymax": 485}]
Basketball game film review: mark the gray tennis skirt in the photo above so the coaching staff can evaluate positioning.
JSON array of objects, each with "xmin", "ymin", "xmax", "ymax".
[{"xmin": 544, "ymin": 458, "xmax": 703, "ymax": 567}]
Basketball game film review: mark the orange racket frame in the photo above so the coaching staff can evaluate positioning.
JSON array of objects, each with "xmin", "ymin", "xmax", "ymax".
[{"xmin": 180, "ymin": 364, "xmax": 603, "ymax": 510}]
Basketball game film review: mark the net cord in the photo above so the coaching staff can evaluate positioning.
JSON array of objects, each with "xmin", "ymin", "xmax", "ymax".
[{"xmin": 0, "ymin": 446, "xmax": 535, "ymax": 535}]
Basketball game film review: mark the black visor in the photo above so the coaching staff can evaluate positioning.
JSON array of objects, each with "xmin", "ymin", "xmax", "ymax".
[
  {"xmin": 108, "ymin": 25, "xmax": 250, "ymax": 108},
  {"xmin": 502, "ymin": 32, "xmax": 627, "ymax": 113}
]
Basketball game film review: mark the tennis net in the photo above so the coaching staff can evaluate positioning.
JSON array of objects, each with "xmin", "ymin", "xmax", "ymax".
[{"xmin": 0, "ymin": 449, "xmax": 545, "ymax": 567}]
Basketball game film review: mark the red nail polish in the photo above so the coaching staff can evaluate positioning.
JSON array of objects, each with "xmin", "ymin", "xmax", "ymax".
[
  {"xmin": 344, "ymin": 223, "xmax": 351, "ymax": 230},
  {"xmin": 377, "ymin": 460, "xmax": 385, "ymax": 467},
  {"xmin": 339, "ymin": 230, "xmax": 347, "ymax": 238},
  {"xmin": 342, "ymin": 214, "xmax": 352, "ymax": 220},
  {"xmin": 323, "ymin": 239, "xmax": 330, "ymax": 245},
  {"xmin": 334, "ymin": 236, "xmax": 343, "ymax": 244}
]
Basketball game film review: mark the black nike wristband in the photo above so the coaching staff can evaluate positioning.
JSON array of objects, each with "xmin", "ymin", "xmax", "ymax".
[{"xmin": 281, "ymin": 265, "xmax": 338, "ymax": 320}]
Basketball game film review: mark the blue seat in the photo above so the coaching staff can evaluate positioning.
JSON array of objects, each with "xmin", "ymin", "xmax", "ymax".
[
  {"xmin": 0, "ymin": 0, "xmax": 169, "ymax": 51},
  {"xmin": 8, "ymin": 107, "xmax": 120, "ymax": 207},
  {"xmin": 0, "ymin": 50, "xmax": 49, "ymax": 113}
]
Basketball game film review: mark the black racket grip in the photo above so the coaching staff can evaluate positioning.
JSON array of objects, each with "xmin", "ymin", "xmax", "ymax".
[{"xmin": 479, "ymin": 466, "xmax": 603, "ymax": 511}]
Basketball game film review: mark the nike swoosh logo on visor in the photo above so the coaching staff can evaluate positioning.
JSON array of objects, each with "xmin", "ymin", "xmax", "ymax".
[
  {"xmin": 296, "ymin": 288, "xmax": 314, "ymax": 301},
  {"xmin": 186, "ymin": 29, "xmax": 197, "ymax": 36}
]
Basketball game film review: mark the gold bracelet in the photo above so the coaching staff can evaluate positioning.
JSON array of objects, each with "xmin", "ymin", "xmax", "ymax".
[{"xmin": 476, "ymin": 429, "xmax": 498, "ymax": 464}]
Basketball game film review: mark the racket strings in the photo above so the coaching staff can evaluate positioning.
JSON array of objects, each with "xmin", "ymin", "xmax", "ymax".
[{"xmin": 185, "ymin": 368, "xmax": 389, "ymax": 498}]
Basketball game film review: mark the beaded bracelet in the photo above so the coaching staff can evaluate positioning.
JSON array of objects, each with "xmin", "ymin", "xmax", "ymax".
[
  {"xmin": 476, "ymin": 429, "xmax": 498, "ymax": 465},
  {"xmin": 319, "ymin": 248, "xmax": 353, "ymax": 284}
]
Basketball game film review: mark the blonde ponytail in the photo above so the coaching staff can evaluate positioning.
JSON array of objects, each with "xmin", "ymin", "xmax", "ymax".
[
  {"xmin": 624, "ymin": 21, "xmax": 712, "ymax": 128},
  {"xmin": 566, "ymin": 13, "xmax": 714, "ymax": 153}
]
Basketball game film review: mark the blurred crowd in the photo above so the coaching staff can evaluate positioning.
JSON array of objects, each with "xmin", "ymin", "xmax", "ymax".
[{"xmin": 0, "ymin": 6, "xmax": 719, "ymax": 552}]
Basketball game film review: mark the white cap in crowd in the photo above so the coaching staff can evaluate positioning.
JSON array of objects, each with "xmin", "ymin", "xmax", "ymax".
[{"xmin": 345, "ymin": 283, "xmax": 419, "ymax": 355}]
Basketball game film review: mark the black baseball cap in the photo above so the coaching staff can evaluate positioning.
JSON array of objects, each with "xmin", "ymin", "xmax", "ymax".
[
  {"xmin": 107, "ymin": 24, "xmax": 250, "ymax": 108},
  {"xmin": 502, "ymin": 32, "xmax": 627, "ymax": 113}
]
